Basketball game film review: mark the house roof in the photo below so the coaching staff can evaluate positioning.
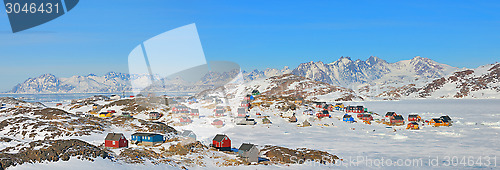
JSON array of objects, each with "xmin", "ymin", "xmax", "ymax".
[
  {"xmin": 321, "ymin": 110, "xmax": 329, "ymax": 114},
  {"xmin": 343, "ymin": 114, "xmax": 352, "ymax": 118},
  {"xmin": 181, "ymin": 130, "xmax": 194, "ymax": 137},
  {"xmin": 440, "ymin": 115, "xmax": 451, "ymax": 121},
  {"xmin": 241, "ymin": 100, "xmax": 249, "ymax": 104},
  {"xmin": 105, "ymin": 133, "xmax": 124, "ymax": 141},
  {"xmin": 432, "ymin": 118, "xmax": 443, "ymax": 123},
  {"xmin": 251, "ymin": 90, "xmax": 259, "ymax": 93},
  {"xmin": 239, "ymin": 143, "xmax": 255, "ymax": 151},
  {"xmin": 393, "ymin": 115, "xmax": 404, "ymax": 120},
  {"xmin": 191, "ymin": 109, "xmax": 199, "ymax": 113},
  {"xmin": 213, "ymin": 134, "xmax": 228, "ymax": 142},
  {"xmin": 386, "ymin": 112, "xmax": 396, "ymax": 116},
  {"xmin": 408, "ymin": 114, "xmax": 419, "ymax": 117}
]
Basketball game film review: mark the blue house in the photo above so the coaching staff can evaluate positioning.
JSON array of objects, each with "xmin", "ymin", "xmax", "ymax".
[
  {"xmin": 131, "ymin": 133, "xmax": 164, "ymax": 146},
  {"xmin": 343, "ymin": 114, "xmax": 354, "ymax": 123}
]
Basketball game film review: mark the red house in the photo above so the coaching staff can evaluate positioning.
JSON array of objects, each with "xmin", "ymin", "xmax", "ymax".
[
  {"xmin": 240, "ymin": 101, "xmax": 250, "ymax": 108},
  {"xmin": 180, "ymin": 116, "xmax": 192, "ymax": 124},
  {"xmin": 390, "ymin": 115, "xmax": 405, "ymax": 125},
  {"xmin": 316, "ymin": 110, "xmax": 331, "ymax": 118},
  {"xmin": 104, "ymin": 133, "xmax": 128, "ymax": 148},
  {"xmin": 212, "ymin": 134, "xmax": 231, "ymax": 151},
  {"xmin": 346, "ymin": 106, "xmax": 364, "ymax": 113},
  {"xmin": 408, "ymin": 114, "xmax": 421, "ymax": 122},
  {"xmin": 190, "ymin": 109, "xmax": 199, "ymax": 116},
  {"xmin": 172, "ymin": 106, "xmax": 189, "ymax": 114},
  {"xmin": 361, "ymin": 114, "xmax": 373, "ymax": 121}
]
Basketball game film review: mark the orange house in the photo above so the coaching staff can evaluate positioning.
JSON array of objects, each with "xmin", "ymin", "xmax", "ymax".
[
  {"xmin": 428, "ymin": 118, "xmax": 450, "ymax": 127},
  {"xmin": 407, "ymin": 122, "xmax": 420, "ymax": 130}
]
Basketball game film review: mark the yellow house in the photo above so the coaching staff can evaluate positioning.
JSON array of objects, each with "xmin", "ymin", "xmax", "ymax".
[
  {"xmin": 334, "ymin": 103, "xmax": 344, "ymax": 110},
  {"xmin": 99, "ymin": 112, "xmax": 113, "ymax": 118}
]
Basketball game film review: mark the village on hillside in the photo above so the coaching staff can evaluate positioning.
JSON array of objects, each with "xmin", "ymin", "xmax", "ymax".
[{"xmin": 0, "ymin": 82, "xmax": 467, "ymax": 169}]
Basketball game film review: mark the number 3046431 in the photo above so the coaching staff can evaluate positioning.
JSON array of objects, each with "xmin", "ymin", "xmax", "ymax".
[{"xmin": 5, "ymin": 3, "xmax": 60, "ymax": 14}]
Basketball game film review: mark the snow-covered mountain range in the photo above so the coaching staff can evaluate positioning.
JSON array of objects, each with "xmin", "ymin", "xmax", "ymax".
[
  {"xmin": 5, "ymin": 56, "xmax": 499, "ymax": 99},
  {"xmin": 8, "ymin": 72, "xmax": 132, "ymax": 93}
]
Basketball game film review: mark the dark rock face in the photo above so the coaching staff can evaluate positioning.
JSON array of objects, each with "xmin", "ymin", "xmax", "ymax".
[
  {"xmin": 261, "ymin": 145, "xmax": 339, "ymax": 164},
  {"xmin": 0, "ymin": 139, "xmax": 109, "ymax": 170}
]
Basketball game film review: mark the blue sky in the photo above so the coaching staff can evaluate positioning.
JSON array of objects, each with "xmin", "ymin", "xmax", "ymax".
[{"xmin": 0, "ymin": 0, "xmax": 499, "ymax": 91}]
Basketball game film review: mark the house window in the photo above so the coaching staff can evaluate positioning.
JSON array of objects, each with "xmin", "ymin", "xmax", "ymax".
[{"xmin": 112, "ymin": 141, "xmax": 115, "ymax": 145}]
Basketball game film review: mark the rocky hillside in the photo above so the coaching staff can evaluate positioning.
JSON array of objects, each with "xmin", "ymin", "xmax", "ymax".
[{"xmin": 411, "ymin": 63, "xmax": 500, "ymax": 99}]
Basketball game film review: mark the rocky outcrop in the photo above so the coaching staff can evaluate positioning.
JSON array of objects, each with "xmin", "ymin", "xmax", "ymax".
[{"xmin": 0, "ymin": 139, "xmax": 109, "ymax": 170}]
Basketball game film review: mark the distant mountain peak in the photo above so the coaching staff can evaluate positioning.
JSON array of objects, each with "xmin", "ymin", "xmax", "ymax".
[{"xmin": 292, "ymin": 56, "xmax": 458, "ymax": 87}]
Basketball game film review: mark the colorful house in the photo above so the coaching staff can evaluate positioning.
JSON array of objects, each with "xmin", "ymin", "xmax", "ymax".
[
  {"xmin": 408, "ymin": 114, "xmax": 421, "ymax": 122},
  {"xmin": 212, "ymin": 134, "xmax": 231, "ymax": 151},
  {"xmin": 428, "ymin": 117, "xmax": 451, "ymax": 127},
  {"xmin": 361, "ymin": 114, "xmax": 374, "ymax": 121},
  {"xmin": 99, "ymin": 112, "xmax": 113, "ymax": 118},
  {"xmin": 241, "ymin": 100, "xmax": 250, "ymax": 108},
  {"xmin": 172, "ymin": 105, "xmax": 190, "ymax": 114},
  {"xmin": 323, "ymin": 104, "xmax": 334, "ymax": 111},
  {"xmin": 440, "ymin": 115, "xmax": 452, "ymax": 123},
  {"xmin": 237, "ymin": 107, "xmax": 247, "ymax": 118},
  {"xmin": 345, "ymin": 106, "xmax": 364, "ymax": 113},
  {"xmin": 120, "ymin": 112, "xmax": 133, "ymax": 118},
  {"xmin": 343, "ymin": 114, "xmax": 354, "ymax": 123},
  {"xmin": 294, "ymin": 97, "xmax": 304, "ymax": 105},
  {"xmin": 334, "ymin": 103, "xmax": 344, "ymax": 111},
  {"xmin": 180, "ymin": 116, "xmax": 192, "ymax": 124},
  {"xmin": 312, "ymin": 102, "xmax": 326, "ymax": 108},
  {"xmin": 390, "ymin": 115, "xmax": 405, "ymax": 125},
  {"xmin": 238, "ymin": 143, "xmax": 259, "ymax": 163},
  {"xmin": 180, "ymin": 130, "xmax": 196, "ymax": 140},
  {"xmin": 104, "ymin": 133, "xmax": 128, "ymax": 148},
  {"xmin": 385, "ymin": 112, "xmax": 397, "ymax": 121},
  {"xmin": 215, "ymin": 109, "xmax": 224, "ymax": 117},
  {"xmin": 190, "ymin": 109, "xmax": 199, "ymax": 116},
  {"xmin": 407, "ymin": 122, "xmax": 420, "ymax": 130},
  {"xmin": 316, "ymin": 110, "xmax": 331, "ymax": 118},
  {"xmin": 149, "ymin": 112, "xmax": 162, "ymax": 120},
  {"xmin": 251, "ymin": 90, "xmax": 260, "ymax": 96},
  {"xmin": 131, "ymin": 133, "xmax": 164, "ymax": 146}
]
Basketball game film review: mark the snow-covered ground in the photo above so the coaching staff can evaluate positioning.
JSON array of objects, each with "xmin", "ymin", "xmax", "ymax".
[
  {"xmin": 172, "ymin": 99, "xmax": 500, "ymax": 169},
  {"xmin": 4, "ymin": 98, "xmax": 499, "ymax": 169}
]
